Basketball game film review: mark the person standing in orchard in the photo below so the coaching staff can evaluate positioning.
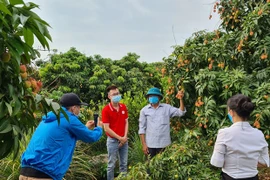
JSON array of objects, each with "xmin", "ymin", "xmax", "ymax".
[
  {"xmin": 102, "ymin": 85, "xmax": 129, "ymax": 180},
  {"xmin": 20, "ymin": 93, "xmax": 103, "ymax": 180},
  {"xmin": 211, "ymin": 94, "xmax": 269, "ymax": 180},
  {"xmin": 139, "ymin": 87, "xmax": 186, "ymax": 158}
]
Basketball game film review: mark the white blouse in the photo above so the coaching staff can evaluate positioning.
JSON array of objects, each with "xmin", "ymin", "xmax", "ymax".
[{"xmin": 211, "ymin": 121, "xmax": 269, "ymax": 179}]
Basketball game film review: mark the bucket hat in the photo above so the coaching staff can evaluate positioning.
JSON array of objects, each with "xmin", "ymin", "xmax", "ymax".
[{"xmin": 146, "ymin": 87, "xmax": 163, "ymax": 98}]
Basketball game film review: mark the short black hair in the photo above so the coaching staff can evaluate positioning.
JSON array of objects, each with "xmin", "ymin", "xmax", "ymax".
[
  {"xmin": 106, "ymin": 85, "xmax": 118, "ymax": 93},
  {"xmin": 227, "ymin": 94, "xmax": 255, "ymax": 119}
]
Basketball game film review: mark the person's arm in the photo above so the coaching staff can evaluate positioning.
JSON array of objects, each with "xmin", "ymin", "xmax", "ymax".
[
  {"xmin": 124, "ymin": 118, "xmax": 129, "ymax": 138},
  {"xmin": 210, "ymin": 129, "xmax": 226, "ymax": 167},
  {"xmin": 123, "ymin": 106, "xmax": 129, "ymax": 140},
  {"xmin": 138, "ymin": 109, "xmax": 148, "ymax": 155},
  {"xmin": 86, "ymin": 118, "xmax": 103, "ymax": 129},
  {"xmin": 258, "ymin": 145, "xmax": 269, "ymax": 167},
  {"xmin": 176, "ymin": 90, "xmax": 185, "ymax": 111},
  {"xmin": 69, "ymin": 116, "xmax": 102, "ymax": 143},
  {"xmin": 139, "ymin": 134, "xmax": 148, "ymax": 155},
  {"xmin": 118, "ymin": 118, "xmax": 129, "ymax": 147},
  {"xmin": 258, "ymin": 162, "xmax": 267, "ymax": 168},
  {"xmin": 103, "ymin": 123, "xmax": 124, "ymax": 141}
]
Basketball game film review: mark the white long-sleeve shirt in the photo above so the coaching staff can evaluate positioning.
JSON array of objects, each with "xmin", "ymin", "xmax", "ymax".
[
  {"xmin": 211, "ymin": 121, "xmax": 269, "ymax": 179},
  {"xmin": 138, "ymin": 103, "xmax": 186, "ymax": 148}
]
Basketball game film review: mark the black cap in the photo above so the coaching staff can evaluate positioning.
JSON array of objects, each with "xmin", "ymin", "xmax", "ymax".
[{"xmin": 60, "ymin": 93, "xmax": 88, "ymax": 107}]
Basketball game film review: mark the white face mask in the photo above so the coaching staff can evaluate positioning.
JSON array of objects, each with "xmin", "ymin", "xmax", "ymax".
[
  {"xmin": 72, "ymin": 106, "xmax": 81, "ymax": 117},
  {"xmin": 74, "ymin": 112, "xmax": 81, "ymax": 117}
]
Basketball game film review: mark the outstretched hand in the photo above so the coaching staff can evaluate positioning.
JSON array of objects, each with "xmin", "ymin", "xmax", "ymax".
[{"xmin": 176, "ymin": 90, "xmax": 184, "ymax": 99}]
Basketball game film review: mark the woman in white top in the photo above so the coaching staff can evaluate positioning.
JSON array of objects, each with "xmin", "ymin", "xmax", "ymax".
[{"xmin": 211, "ymin": 94, "xmax": 269, "ymax": 180}]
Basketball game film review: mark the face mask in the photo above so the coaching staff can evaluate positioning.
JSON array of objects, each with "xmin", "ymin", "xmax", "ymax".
[
  {"xmin": 149, "ymin": 96, "xmax": 159, "ymax": 104},
  {"xmin": 112, "ymin": 95, "xmax": 122, "ymax": 103},
  {"xmin": 227, "ymin": 113, "xmax": 233, "ymax": 123},
  {"xmin": 73, "ymin": 112, "xmax": 81, "ymax": 117}
]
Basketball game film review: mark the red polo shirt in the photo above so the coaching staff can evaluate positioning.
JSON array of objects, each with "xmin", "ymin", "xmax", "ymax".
[{"xmin": 102, "ymin": 103, "xmax": 128, "ymax": 137}]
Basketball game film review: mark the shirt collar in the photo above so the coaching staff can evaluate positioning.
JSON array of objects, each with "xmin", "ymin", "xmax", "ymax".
[
  {"xmin": 231, "ymin": 121, "xmax": 250, "ymax": 127},
  {"xmin": 109, "ymin": 102, "xmax": 122, "ymax": 111},
  {"xmin": 147, "ymin": 103, "xmax": 163, "ymax": 109}
]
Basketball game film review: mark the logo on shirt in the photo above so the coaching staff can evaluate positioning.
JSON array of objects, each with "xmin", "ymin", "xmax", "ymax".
[{"xmin": 122, "ymin": 111, "xmax": 125, "ymax": 114}]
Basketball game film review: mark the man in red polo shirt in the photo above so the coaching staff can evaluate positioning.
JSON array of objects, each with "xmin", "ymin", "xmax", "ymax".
[{"xmin": 102, "ymin": 85, "xmax": 129, "ymax": 180}]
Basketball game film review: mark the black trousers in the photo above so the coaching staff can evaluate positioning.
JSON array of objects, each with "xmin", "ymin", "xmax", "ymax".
[
  {"xmin": 221, "ymin": 172, "xmax": 258, "ymax": 180},
  {"xmin": 20, "ymin": 167, "xmax": 52, "ymax": 178},
  {"xmin": 148, "ymin": 147, "xmax": 164, "ymax": 159}
]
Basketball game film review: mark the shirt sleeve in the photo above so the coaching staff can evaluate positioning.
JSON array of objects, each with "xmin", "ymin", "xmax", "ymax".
[
  {"xmin": 211, "ymin": 129, "xmax": 226, "ymax": 167},
  {"xmin": 69, "ymin": 116, "xmax": 103, "ymax": 143},
  {"xmin": 101, "ymin": 106, "xmax": 110, "ymax": 124},
  {"xmin": 138, "ymin": 109, "xmax": 146, "ymax": 134},
  {"xmin": 258, "ymin": 141, "xmax": 269, "ymax": 167},
  {"xmin": 124, "ymin": 104, "xmax": 129, "ymax": 120},
  {"xmin": 169, "ymin": 105, "xmax": 187, "ymax": 118}
]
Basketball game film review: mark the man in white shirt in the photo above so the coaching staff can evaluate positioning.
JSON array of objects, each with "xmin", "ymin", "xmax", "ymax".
[{"xmin": 139, "ymin": 87, "xmax": 186, "ymax": 158}]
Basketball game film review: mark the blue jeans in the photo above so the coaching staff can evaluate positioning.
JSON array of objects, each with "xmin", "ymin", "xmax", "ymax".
[{"xmin": 106, "ymin": 137, "xmax": 128, "ymax": 180}]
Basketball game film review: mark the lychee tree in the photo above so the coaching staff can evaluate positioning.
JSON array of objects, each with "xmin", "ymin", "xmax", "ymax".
[
  {"xmin": 0, "ymin": 0, "xmax": 60, "ymax": 159},
  {"xmin": 163, "ymin": 0, "xmax": 270, "ymax": 142}
]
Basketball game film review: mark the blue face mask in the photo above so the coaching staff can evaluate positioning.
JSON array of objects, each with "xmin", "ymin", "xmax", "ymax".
[
  {"xmin": 227, "ymin": 113, "xmax": 233, "ymax": 123},
  {"xmin": 112, "ymin": 95, "xmax": 122, "ymax": 103},
  {"xmin": 149, "ymin": 96, "xmax": 159, "ymax": 104}
]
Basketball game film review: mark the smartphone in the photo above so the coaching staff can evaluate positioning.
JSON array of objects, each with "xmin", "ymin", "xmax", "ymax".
[{"xmin": 93, "ymin": 113, "xmax": 98, "ymax": 127}]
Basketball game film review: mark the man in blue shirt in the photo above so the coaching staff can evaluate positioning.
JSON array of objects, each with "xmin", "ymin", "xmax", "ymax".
[
  {"xmin": 20, "ymin": 93, "xmax": 103, "ymax": 180},
  {"xmin": 139, "ymin": 87, "xmax": 186, "ymax": 158}
]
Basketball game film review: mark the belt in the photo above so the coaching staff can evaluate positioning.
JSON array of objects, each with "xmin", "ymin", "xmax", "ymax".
[{"xmin": 20, "ymin": 167, "xmax": 52, "ymax": 178}]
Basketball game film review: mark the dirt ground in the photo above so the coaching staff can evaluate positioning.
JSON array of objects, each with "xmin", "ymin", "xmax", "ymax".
[{"xmin": 259, "ymin": 168, "xmax": 270, "ymax": 180}]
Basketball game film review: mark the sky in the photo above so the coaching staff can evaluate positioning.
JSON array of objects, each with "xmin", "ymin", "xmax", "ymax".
[{"xmin": 28, "ymin": 0, "xmax": 221, "ymax": 63}]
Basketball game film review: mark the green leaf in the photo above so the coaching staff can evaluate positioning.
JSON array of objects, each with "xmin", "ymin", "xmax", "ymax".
[
  {"xmin": 0, "ymin": 133, "xmax": 13, "ymax": 159},
  {"xmin": 0, "ymin": 2, "xmax": 12, "ymax": 16},
  {"xmin": 60, "ymin": 107, "xmax": 69, "ymax": 122},
  {"xmin": 8, "ymin": 84, "xmax": 15, "ymax": 96},
  {"xmin": 19, "ymin": 14, "xmax": 30, "ymax": 26},
  {"xmin": 23, "ymin": 28, "xmax": 34, "ymax": 46},
  {"xmin": 24, "ymin": 2, "xmax": 39, "ymax": 10},
  {"xmin": 0, "ymin": 12, "xmax": 10, "ymax": 28},
  {"xmin": 12, "ymin": 98, "xmax": 21, "ymax": 116},
  {"xmin": 34, "ymin": 19, "xmax": 45, "ymax": 34},
  {"xmin": 51, "ymin": 102, "xmax": 60, "ymax": 112},
  {"xmin": 35, "ymin": 94, "xmax": 43, "ymax": 103},
  {"xmin": 5, "ymin": 102, "xmax": 12, "ymax": 116},
  {"xmin": 0, "ymin": 94, "xmax": 4, "ymax": 99},
  {"xmin": 30, "ymin": 25, "xmax": 50, "ymax": 49},
  {"xmin": 12, "ymin": 125, "xmax": 23, "ymax": 136},
  {"xmin": 13, "ymin": 135, "xmax": 19, "ymax": 160},
  {"xmin": 10, "ymin": 0, "xmax": 24, "ymax": 5},
  {"xmin": 0, "ymin": 119, "xmax": 12, "ymax": 134},
  {"xmin": 0, "ymin": 100, "xmax": 7, "ymax": 119},
  {"xmin": 7, "ymin": 36, "xmax": 25, "ymax": 56}
]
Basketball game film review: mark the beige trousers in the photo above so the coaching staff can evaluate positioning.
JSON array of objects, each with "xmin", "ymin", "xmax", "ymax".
[{"xmin": 19, "ymin": 175, "xmax": 53, "ymax": 180}]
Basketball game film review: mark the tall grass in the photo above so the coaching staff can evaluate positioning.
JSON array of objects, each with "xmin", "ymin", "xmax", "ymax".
[
  {"xmin": 0, "ymin": 129, "xmax": 33, "ymax": 180},
  {"xmin": 128, "ymin": 133, "xmax": 145, "ymax": 165},
  {"xmin": 64, "ymin": 143, "xmax": 97, "ymax": 180}
]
